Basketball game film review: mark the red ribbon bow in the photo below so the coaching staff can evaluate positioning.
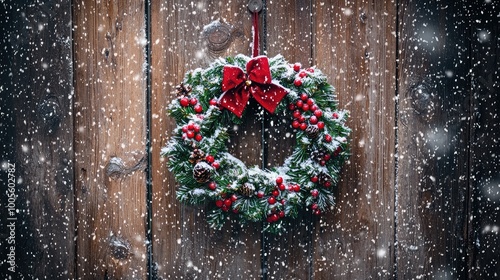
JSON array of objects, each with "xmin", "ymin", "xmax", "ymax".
[{"xmin": 219, "ymin": 56, "xmax": 288, "ymax": 117}]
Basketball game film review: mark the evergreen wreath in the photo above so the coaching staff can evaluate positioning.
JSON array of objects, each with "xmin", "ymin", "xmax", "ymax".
[{"xmin": 162, "ymin": 54, "xmax": 350, "ymax": 233}]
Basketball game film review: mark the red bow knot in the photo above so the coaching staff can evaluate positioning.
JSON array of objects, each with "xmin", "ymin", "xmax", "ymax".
[{"xmin": 219, "ymin": 56, "xmax": 288, "ymax": 117}]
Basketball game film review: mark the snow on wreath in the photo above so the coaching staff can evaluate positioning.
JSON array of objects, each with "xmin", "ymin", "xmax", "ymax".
[{"xmin": 161, "ymin": 54, "xmax": 350, "ymax": 233}]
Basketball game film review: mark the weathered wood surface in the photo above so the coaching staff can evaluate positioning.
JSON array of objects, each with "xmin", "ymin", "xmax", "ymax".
[
  {"xmin": 1, "ymin": 0, "xmax": 500, "ymax": 279},
  {"xmin": 73, "ymin": 0, "xmax": 148, "ymax": 278},
  {"xmin": 150, "ymin": 1, "xmax": 262, "ymax": 278},
  {"xmin": 313, "ymin": 1, "xmax": 397, "ymax": 278},
  {"xmin": 469, "ymin": 0, "xmax": 500, "ymax": 278},
  {"xmin": 264, "ymin": 1, "xmax": 314, "ymax": 279},
  {"xmin": 397, "ymin": 0, "xmax": 471, "ymax": 278},
  {"xmin": 0, "ymin": 1, "xmax": 75, "ymax": 278}
]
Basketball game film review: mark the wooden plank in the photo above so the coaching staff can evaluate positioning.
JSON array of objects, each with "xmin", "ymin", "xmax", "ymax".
[
  {"xmin": 312, "ymin": 0, "xmax": 396, "ymax": 278},
  {"xmin": 263, "ymin": 1, "xmax": 314, "ymax": 279},
  {"xmin": 0, "ymin": 1, "xmax": 75, "ymax": 278},
  {"xmin": 397, "ymin": 0, "xmax": 471, "ymax": 278},
  {"xmin": 468, "ymin": 0, "xmax": 500, "ymax": 278},
  {"xmin": 150, "ymin": 1, "xmax": 262, "ymax": 278},
  {"xmin": 73, "ymin": 0, "xmax": 148, "ymax": 279}
]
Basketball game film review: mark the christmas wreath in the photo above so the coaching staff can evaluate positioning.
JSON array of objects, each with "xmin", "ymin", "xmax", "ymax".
[{"xmin": 162, "ymin": 54, "xmax": 350, "ymax": 233}]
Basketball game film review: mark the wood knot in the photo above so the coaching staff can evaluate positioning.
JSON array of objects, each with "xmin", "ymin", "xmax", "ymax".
[
  {"xmin": 109, "ymin": 235, "xmax": 131, "ymax": 260},
  {"xmin": 202, "ymin": 20, "xmax": 239, "ymax": 54},
  {"xmin": 106, "ymin": 154, "xmax": 147, "ymax": 179},
  {"xmin": 37, "ymin": 96, "xmax": 61, "ymax": 134},
  {"xmin": 409, "ymin": 82, "xmax": 433, "ymax": 114}
]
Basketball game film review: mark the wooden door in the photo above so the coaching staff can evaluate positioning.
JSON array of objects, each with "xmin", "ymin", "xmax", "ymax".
[{"xmin": 1, "ymin": 0, "xmax": 499, "ymax": 279}]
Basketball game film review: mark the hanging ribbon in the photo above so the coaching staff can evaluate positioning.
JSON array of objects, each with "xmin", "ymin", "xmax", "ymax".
[{"xmin": 219, "ymin": 56, "xmax": 288, "ymax": 117}]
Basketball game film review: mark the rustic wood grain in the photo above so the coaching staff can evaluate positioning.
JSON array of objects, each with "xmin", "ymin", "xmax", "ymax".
[
  {"xmin": 263, "ymin": 1, "xmax": 314, "ymax": 279},
  {"xmin": 73, "ymin": 0, "xmax": 148, "ymax": 279},
  {"xmin": 312, "ymin": 1, "xmax": 396, "ymax": 278},
  {"xmin": 469, "ymin": 0, "xmax": 500, "ymax": 278},
  {"xmin": 0, "ymin": 1, "xmax": 75, "ymax": 278},
  {"xmin": 397, "ymin": 0, "xmax": 471, "ymax": 278},
  {"xmin": 150, "ymin": 1, "xmax": 262, "ymax": 278}
]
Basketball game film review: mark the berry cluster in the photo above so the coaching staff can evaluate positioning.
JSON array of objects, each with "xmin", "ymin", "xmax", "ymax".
[
  {"xmin": 215, "ymin": 193, "xmax": 238, "ymax": 213},
  {"xmin": 292, "ymin": 63, "xmax": 314, "ymax": 87},
  {"xmin": 289, "ymin": 93, "xmax": 325, "ymax": 132},
  {"xmin": 179, "ymin": 96, "xmax": 204, "ymax": 113},
  {"xmin": 181, "ymin": 122, "xmax": 203, "ymax": 142}
]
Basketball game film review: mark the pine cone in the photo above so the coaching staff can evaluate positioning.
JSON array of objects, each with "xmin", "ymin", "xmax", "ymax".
[
  {"xmin": 193, "ymin": 162, "xmax": 213, "ymax": 183},
  {"xmin": 305, "ymin": 125, "xmax": 320, "ymax": 139},
  {"xmin": 175, "ymin": 83, "xmax": 192, "ymax": 97},
  {"xmin": 189, "ymin": 149, "xmax": 206, "ymax": 164},
  {"xmin": 239, "ymin": 183, "xmax": 255, "ymax": 197},
  {"xmin": 318, "ymin": 172, "xmax": 332, "ymax": 185},
  {"xmin": 311, "ymin": 149, "xmax": 325, "ymax": 162}
]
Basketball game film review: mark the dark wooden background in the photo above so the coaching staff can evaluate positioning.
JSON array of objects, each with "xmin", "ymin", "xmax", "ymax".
[{"xmin": 1, "ymin": 0, "xmax": 499, "ymax": 279}]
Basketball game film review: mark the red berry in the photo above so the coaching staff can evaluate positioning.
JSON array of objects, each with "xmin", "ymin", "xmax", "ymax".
[
  {"xmin": 278, "ymin": 184, "xmax": 286, "ymax": 191},
  {"xmin": 276, "ymin": 176, "xmax": 283, "ymax": 184},
  {"xmin": 301, "ymin": 103, "xmax": 310, "ymax": 112},
  {"xmin": 323, "ymin": 154, "xmax": 331, "ymax": 161},
  {"xmin": 334, "ymin": 146, "xmax": 342, "ymax": 156},
  {"xmin": 224, "ymin": 198, "xmax": 232, "ymax": 207},
  {"xmin": 193, "ymin": 124, "xmax": 201, "ymax": 132},
  {"xmin": 257, "ymin": 191, "xmax": 265, "ymax": 198},
  {"xmin": 299, "ymin": 71, "xmax": 307, "ymax": 78},
  {"xmin": 307, "ymin": 98, "xmax": 314, "ymax": 106},
  {"xmin": 187, "ymin": 123, "xmax": 195, "ymax": 130},
  {"xmin": 314, "ymin": 209, "xmax": 321, "ymax": 215},
  {"xmin": 324, "ymin": 181, "xmax": 332, "ymax": 188},
  {"xmin": 300, "ymin": 93, "xmax": 309, "ymax": 101},
  {"xmin": 293, "ymin": 184, "xmax": 300, "ymax": 192},
  {"xmin": 182, "ymin": 126, "xmax": 188, "ymax": 133},
  {"xmin": 271, "ymin": 213, "xmax": 279, "ymax": 222},
  {"xmin": 311, "ymin": 176, "xmax": 319, "ymax": 183},
  {"xmin": 293, "ymin": 63, "xmax": 301, "ymax": 72},
  {"xmin": 310, "ymin": 104, "xmax": 319, "ymax": 112},
  {"xmin": 186, "ymin": 131, "xmax": 195, "ymax": 139},
  {"xmin": 215, "ymin": 200, "xmax": 224, "ymax": 208},
  {"xmin": 194, "ymin": 104, "xmax": 203, "ymax": 113},
  {"xmin": 319, "ymin": 160, "xmax": 326, "ymax": 166},
  {"xmin": 212, "ymin": 161, "xmax": 220, "ymax": 169},
  {"xmin": 311, "ymin": 189, "xmax": 319, "ymax": 197},
  {"xmin": 324, "ymin": 134, "xmax": 332, "ymax": 143},
  {"xmin": 195, "ymin": 134, "xmax": 203, "ymax": 142},
  {"xmin": 179, "ymin": 97, "xmax": 189, "ymax": 107},
  {"xmin": 209, "ymin": 99, "xmax": 218, "ymax": 106},
  {"xmin": 208, "ymin": 182, "xmax": 217, "ymax": 190},
  {"xmin": 298, "ymin": 115, "xmax": 306, "ymax": 123},
  {"xmin": 267, "ymin": 216, "xmax": 274, "ymax": 223},
  {"xmin": 332, "ymin": 112, "xmax": 339, "ymax": 119},
  {"xmin": 288, "ymin": 103, "xmax": 296, "ymax": 111},
  {"xmin": 231, "ymin": 194, "xmax": 238, "ymax": 202},
  {"xmin": 314, "ymin": 110, "xmax": 323, "ymax": 118},
  {"xmin": 205, "ymin": 155, "xmax": 214, "ymax": 163},
  {"xmin": 317, "ymin": 121, "xmax": 325, "ymax": 129},
  {"xmin": 189, "ymin": 98, "xmax": 198, "ymax": 106},
  {"xmin": 268, "ymin": 197, "xmax": 276, "ymax": 204},
  {"xmin": 306, "ymin": 67, "xmax": 315, "ymax": 73},
  {"xmin": 295, "ymin": 100, "xmax": 304, "ymax": 108},
  {"xmin": 232, "ymin": 208, "xmax": 239, "ymax": 214},
  {"xmin": 279, "ymin": 211, "xmax": 285, "ymax": 218},
  {"xmin": 311, "ymin": 203, "xmax": 318, "ymax": 210},
  {"xmin": 293, "ymin": 109, "xmax": 302, "ymax": 119},
  {"xmin": 309, "ymin": 115, "xmax": 318, "ymax": 124},
  {"xmin": 272, "ymin": 189, "xmax": 279, "ymax": 197},
  {"xmin": 294, "ymin": 79, "xmax": 302, "ymax": 87},
  {"xmin": 221, "ymin": 205, "xmax": 229, "ymax": 212},
  {"xmin": 300, "ymin": 123, "xmax": 307, "ymax": 130},
  {"xmin": 292, "ymin": 120, "xmax": 300, "ymax": 129}
]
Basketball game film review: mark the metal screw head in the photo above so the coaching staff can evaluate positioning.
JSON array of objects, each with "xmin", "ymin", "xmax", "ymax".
[{"xmin": 247, "ymin": 0, "xmax": 263, "ymax": 13}]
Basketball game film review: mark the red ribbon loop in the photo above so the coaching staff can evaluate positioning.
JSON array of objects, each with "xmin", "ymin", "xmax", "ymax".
[{"xmin": 219, "ymin": 56, "xmax": 288, "ymax": 117}]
